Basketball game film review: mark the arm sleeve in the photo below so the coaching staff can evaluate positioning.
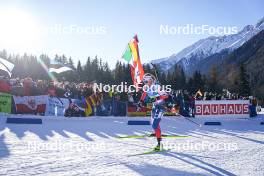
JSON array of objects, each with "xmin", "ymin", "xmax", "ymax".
[{"xmin": 140, "ymin": 92, "xmax": 147, "ymax": 102}]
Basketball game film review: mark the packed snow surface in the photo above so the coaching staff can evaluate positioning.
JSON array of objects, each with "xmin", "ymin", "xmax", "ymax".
[{"xmin": 0, "ymin": 114, "xmax": 263, "ymax": 176}]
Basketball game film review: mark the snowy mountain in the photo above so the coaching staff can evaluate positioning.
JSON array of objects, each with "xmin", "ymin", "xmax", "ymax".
[{"xmin": 153, "ymin": 17, "xmax": 264, "ymax": 75}]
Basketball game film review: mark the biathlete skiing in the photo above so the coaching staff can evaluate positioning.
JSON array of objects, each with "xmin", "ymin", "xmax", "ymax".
[{"xmin": 138, "ymin": 73, "xmax": 170, "ymax": 151}]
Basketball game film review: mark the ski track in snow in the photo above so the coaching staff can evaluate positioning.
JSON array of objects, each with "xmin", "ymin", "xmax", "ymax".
[{"xmin": 0, "ymin": 115, "xmax": 263, "ymax": 176}]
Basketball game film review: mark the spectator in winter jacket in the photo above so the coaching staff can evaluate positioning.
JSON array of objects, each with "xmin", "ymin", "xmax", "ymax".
[
  {"xmin": 0, "ymin": 77, "xmax": 11, "ymax": 93},
  {"xmin": 46, "ymin": 82, "xmax": 57, "ymax": 97},
  {"xmin": 64, "ymin": 101, "xmax": 85, "ymax": 117},
  {"xmin": 190, "ymin": 95, "xmax": 195, "ymax": 117},
  {"xmin": 22, "ymin": 77, "xmax": 32, "ymax": 96}
]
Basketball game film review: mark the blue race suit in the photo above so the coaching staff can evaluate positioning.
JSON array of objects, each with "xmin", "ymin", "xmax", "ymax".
[{"xmin": 140, "ymin": 83, "xmax": 168, "ymax": 138}]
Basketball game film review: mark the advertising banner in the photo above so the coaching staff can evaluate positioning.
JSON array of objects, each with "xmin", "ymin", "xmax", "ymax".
[
  {"xmin": 127, "ymin": 103, "xmax": 177, "ymax": 117},
  {"xmin": 195, "ymin": 100, "xmax": 249, "ymax": 117},
  {"xmin": 0, "ymin": 93, "xmax": 12, "ymax": 113},
  {"xmin": 127, "ymin": 105, "xmax": 149, "ymax": 116}
]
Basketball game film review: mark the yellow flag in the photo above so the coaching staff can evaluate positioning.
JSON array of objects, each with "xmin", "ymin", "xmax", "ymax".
[
  {"xmin": 85, "ymin": 98, "xmax": 92, "ymax": 116},
  {"xmin": 129, "ymin": 41, "xmax": 138, "ymax": 63},
  {"xmin": 89, "ymin": 95, "xmax": 96, "ymax": 106}
]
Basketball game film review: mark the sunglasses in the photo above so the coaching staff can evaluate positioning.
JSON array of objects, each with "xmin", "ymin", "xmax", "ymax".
[{"xmin": 143, "ymin": 80, "xmax": 149, "ymax": 84}]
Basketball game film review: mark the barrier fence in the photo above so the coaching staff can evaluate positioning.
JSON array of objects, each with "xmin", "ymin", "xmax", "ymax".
[
  {"xmin": 0, "ymin": 92, "xmax": 253, "ymax": 117},
  {"xmin": 0, "ymin": 92, "xmax": 127, "ymax": 117}
]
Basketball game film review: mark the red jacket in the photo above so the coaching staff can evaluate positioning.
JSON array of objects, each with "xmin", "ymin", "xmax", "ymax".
[{"xmin": 0, "ymin": 80, "xmax": 11, "ymax": 93}]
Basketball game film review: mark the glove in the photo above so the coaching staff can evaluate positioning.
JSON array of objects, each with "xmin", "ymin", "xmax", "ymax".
[
  {"xmin": 149, "ymin": 97, "xmax": 156, "ymax": 103},
  {"xmin": 137, "ymin": 101, "xmax": 143, "ymax": 108}
]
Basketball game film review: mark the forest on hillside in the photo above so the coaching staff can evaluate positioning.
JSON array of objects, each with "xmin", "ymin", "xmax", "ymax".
[{"xmin": 0, "ymin": 48, "xmax": 259, "ymax": 99}]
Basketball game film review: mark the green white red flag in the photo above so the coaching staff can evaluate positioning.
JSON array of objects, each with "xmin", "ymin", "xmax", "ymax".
[{"xmin": 122, "ymin": 35, "xmax": 144, "ymax": 86}]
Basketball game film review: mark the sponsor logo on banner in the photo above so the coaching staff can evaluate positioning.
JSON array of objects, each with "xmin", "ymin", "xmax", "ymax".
[{"xmin": 195, "ymin": 100, "xmax": 249, "ymax": 117}]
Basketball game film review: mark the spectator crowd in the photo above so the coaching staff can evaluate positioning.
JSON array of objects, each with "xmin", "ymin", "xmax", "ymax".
[{"xmin": 0, "ymin": 76, "xmax": 260, "ymax": 117}]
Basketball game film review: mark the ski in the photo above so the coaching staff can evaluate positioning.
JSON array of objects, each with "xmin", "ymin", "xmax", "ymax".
[
  {"xmin": 128, "ymin": 149, "xmax": 171, "ymax": 157},
  {"xmin": 117, "ymin": 134, "xmax": 189, "ymax": 139}
]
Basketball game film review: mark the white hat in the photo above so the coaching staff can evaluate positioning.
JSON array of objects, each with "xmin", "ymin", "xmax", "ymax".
[{"xmin": 142, "ymin": 73, "xmax": 156, "ymax": 83}]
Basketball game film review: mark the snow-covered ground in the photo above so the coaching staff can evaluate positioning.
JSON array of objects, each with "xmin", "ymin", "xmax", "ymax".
[{"xmin": 0, "ymin": 114, "xmax": 263, "ymax": 176}]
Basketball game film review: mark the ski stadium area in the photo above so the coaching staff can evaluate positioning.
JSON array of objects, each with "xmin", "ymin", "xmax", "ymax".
[{"xmin": 0, "ymin": 1, "xmax": 264, "ymax": 176}]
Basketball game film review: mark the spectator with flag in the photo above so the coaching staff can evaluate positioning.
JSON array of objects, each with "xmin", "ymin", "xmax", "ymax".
[
  {"xmin": 0, "ymin": 57, "xmax": 14, "ymax": 77},
  {"xmin": 49, "ymin": 60, "xmax": 73, "ymax": 74}
]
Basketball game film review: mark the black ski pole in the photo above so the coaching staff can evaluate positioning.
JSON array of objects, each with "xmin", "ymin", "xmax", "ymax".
[{"xmin": 182, "ymin": 116, "xmax": 202, "ymax": 127}]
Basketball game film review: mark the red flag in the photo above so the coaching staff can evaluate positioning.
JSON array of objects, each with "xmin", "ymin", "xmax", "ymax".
[{"xmin": 128, "ymin": 35, "xmax": 144, "ymax": 86}]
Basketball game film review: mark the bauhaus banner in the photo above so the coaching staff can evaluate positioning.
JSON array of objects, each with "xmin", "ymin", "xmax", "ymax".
[{"xmin": 195, "ymin": 100, "xmax": 249, "ymax": 117}]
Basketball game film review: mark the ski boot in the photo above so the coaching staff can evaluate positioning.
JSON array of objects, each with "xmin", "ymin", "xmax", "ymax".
[{"xmin": 154, "ymin": 138, "xmax": 163, "ymax": 151}]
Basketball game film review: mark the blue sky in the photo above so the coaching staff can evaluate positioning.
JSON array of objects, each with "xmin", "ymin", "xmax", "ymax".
[{"xmin": 0, "ymin": 0, "xmax": 263, "ymax": 67}]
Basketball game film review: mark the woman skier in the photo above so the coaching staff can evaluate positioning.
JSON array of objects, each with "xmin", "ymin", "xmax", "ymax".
[{"xmin": 139, "ymin": 73, "xmax": 169, "ymax": 151}]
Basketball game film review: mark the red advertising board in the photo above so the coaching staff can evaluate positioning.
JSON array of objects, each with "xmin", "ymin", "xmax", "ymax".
[{"xmin": 195, "ymin": 100, "xmax": 249, "ymax": 117}]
